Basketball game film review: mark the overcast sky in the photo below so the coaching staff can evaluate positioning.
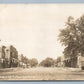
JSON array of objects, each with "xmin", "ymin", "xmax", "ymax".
[{"xmin": 0, "ymin": 4, "xmax": 84, "ymax": 62}]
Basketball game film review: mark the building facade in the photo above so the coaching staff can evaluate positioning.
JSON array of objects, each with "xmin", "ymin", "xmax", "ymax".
[
  {"xmin": 6, "ymin": 45, "xmax": 18, "ymax": 67},
  {"xmin": 0, "ymin": 46, "xmax": 6, "ymax": 68},
  {"xmin": 0, "ymin": 45, "xmax": 18, "ymax": 68}
]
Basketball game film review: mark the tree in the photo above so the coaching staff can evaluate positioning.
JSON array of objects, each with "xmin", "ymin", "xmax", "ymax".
[
  {"xmin": 40, "ymin": 57, "xmax": 54, "ymax": 67},
  {"xmin": 58, "ymin": 15, "xmax": 84, "ymax": 58},
  {"xmin": 29, "ymin": 58, "xmax": 38, "ymax": 67},
  {"xmin": 20, "ymin": 54, "xmax": 30, "ymax": 65},
  {"xmin": 23, "ymin": 56, "xmax": 30, "ymax": 64},
  {"xmin": 55, "ymin": 56, "xmax": 61, "ymax": 63},
  {"xmin": 54, "ymin": 56, "xmax": 61, "ymax": 67}
]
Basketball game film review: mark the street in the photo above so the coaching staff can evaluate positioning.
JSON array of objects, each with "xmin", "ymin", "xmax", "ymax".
[{"xmin": 0, "ymin": 67, "xmax": 84, "ymax": 80}]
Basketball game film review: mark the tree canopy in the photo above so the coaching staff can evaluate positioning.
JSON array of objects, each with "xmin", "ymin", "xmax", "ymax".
[{"xmin": 58, "ymin": 15, "xmax": 84, "ymax": 58}]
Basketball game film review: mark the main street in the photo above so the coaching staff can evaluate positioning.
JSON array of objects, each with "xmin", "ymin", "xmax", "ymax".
[{"xmin": 0, "ymin": 67, "xmax": 84, "ymax": 80}]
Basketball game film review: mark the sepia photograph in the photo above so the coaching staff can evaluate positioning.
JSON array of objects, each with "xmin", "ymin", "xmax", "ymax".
[{"xmin": 0, "ymin": 4, "xmax": 84, "ymax": 80}]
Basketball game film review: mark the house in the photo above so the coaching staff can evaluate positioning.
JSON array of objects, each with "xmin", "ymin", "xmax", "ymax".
[
  {"xmin": 5, "ymin": 45, "xmax": 18, "ymax": 67},
  {"xmin": 0, "ymin": 46, "xmax": 6, "ymax": 68}
]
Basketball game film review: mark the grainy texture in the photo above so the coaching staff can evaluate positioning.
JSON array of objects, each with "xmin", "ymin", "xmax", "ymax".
[{"xmin": 0, "ymin": 67, "xmax": 83, "ymax": 80}]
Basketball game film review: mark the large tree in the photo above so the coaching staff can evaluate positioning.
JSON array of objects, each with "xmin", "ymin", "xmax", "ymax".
[{"xmin": 58, "ymin": 15, "xmax": 84, "ymax": 58}]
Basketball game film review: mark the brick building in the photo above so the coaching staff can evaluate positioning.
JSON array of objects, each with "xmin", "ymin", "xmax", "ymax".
[
  {"xmin": 5, "ymin": 45, "xmax": 18, "ymax": 67},
  {"xmin": 0, "ymin": 46, "xmax": 6, "ymax": 68},
  {"xmin": 0, "ymin": 45, "xmax": 18, "ymax": 68}
]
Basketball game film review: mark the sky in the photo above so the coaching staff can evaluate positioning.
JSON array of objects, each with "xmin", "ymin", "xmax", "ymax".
[{"xmin": 0, "ymin": 4, "xmax": 84, "ymax": 62}]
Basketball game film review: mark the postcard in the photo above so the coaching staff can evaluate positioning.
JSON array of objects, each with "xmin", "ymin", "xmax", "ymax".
[{"xmin": 0, "ymin": 4, "xmax": 84, "ymax": 81}]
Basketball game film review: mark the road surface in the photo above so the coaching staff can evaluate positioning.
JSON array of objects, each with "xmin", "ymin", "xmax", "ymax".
[{"xmin": 0, "ymin": 67, "xmax": 84, "ymax": 80}]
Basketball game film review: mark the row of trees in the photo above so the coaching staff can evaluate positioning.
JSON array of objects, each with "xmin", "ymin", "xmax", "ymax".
[
  {"xmin": 20, "ymin": 56, "xmax": 62, "ymax": 67},
  {"xmin": 19, "ymin": 55, "xmax": 38, "ymax": 67},
  {"xmin": 40, "ymin": 57, "xmax": 62, "ymax": 67}
]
